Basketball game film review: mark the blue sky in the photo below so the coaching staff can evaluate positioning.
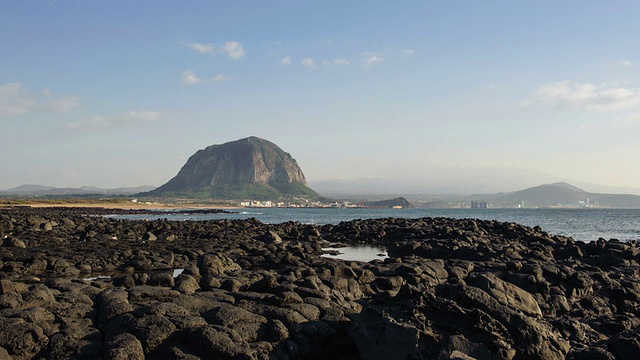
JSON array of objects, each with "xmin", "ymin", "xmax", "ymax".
[{"xmin": 2, "ymin": 0, "xmax": 640, "ymax": 193}]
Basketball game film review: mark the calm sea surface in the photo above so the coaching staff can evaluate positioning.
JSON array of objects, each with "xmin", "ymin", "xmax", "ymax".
[{"xmin": 109, "ymin": 208, "xmax": 640, "ymax": 242}]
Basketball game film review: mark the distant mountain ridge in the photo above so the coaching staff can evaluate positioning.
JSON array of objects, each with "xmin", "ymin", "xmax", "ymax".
[
  {"xmin": 310, "ymin": 177, "xmax": 640, "ymax": 196},
  {"xmin": 0, "ymin": 185, "xmax": 155, "ymax": 196},
  {"xmin": 143, "ymin": 137, "xmax": 319, "ymax": 200},
  {"xmin": 473, "ymin": 182, "xmax": 640, "ymax": 208}
]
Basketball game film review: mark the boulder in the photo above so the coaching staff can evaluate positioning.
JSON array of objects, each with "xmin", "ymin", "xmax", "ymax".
[
  {"xmin": 2, "ymin": 237, "xmax": 25, "ymax": 248},
  {"xmin": 104, "ymin": 333, "xmax": 145, "ymax": 360},
  {"xmin": 197, "ymin": 253, "xmax": 241, "ymax": 276},
  {"xmin": 174, "ymin": 274, "xmax": 201, "ymax": 294}
]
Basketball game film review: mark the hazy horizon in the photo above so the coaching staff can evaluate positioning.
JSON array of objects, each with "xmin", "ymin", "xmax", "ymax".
[{"xmin": 3, "ymin": 1, "xmax": 640, "ymax": 192}]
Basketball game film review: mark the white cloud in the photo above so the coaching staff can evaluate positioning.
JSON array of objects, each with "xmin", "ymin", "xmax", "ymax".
[
  {"xmin": 622, "ymin": 60, "xmax": 635, "ymax": 66},
  {"xmin": 182, "ymin": 70, "xmax": 202, "ymax": 85},
  {"xmin": 65, "ymin": 111, "xmax": 161, "ymax": 130},
  {"xmin": 0, "ymin": 82, "xmax": 37, "ymax": 116},
  {"xmin": 523, "ymin": 80, "xmax": 640, "ymax": 111},
  {"xmin": 186, "ymin": 42, "xmax": 215, "ymax": 54},
  {"xmin": 222, "ymin": 41, "xmax": 245, "ymax": 59},
  {"xmin": 322, "ymin": 58, "xmax": 350, "ymax": 66},
  {"xmin": 212, "ymin": 74, "xmax": 231, "ymax": 82},
  {"xmin": 44, "ymin": 96, "xmax": 80, "ymax": 113},
  {"xmin": 302, "ymin": 58, "xmax": 317, "ymax": 69},
  {"xmin": 281, "ymin": 56, "xmax": 292, "ymax": 66},
  {"xmin": 361, "ymin": 53, "xmax": 384, "ymax": 69},
  {"xmin": 185, "ymin": 40, "xmax": 245, "ymax": 59},
  {"xmin": 333, "ymin": 58, "xmax": 350, "ymax": 66},
  {"xmin": 402, "ymin": 49, "xmax": 416, "ymax": 56},
  {"xmin": 1, "ymin": 82, "xmax": 78, "ymax": 117},
  {"xmin": 121, "ymin": 111, "xmax": 161, "ymax": 122}
]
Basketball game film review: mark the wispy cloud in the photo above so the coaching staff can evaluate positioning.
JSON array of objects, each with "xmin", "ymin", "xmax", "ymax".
[
  {"xmin": 361, "ymin": 53, "xmax": 384, "ymax": 69},
  {"xmin": 302, "ymin": 58, "xmax": 317, "ymax": 69},
  {"xmin": 332, "ymin": 58, "xmax": 350, "ymax": 66},
  {"xmin": 212, "ymin": 74, "xmax": 231, "ymax": 82},
  {"xmin": 182, "ymin": 70, "xmax": 202, "ymax": 85},
  {"xmin": 281, "ymin": 56, "xmax": 292, "ymax": 66},
  {"xmin": 0, "ymin": 82, "xmax": 37, "ymax": 116},
  {"xmin": 186, "ymin": 42, "xmax": 215, "ymax": 54},
  {"xmin": 43, "ymin": 96, "xmax": 80, "ymax": 113},
  {"xmin": 622, "ymin": 60, "xmax": 636, "ymax": 66},
  {"xmin": 184, "ymin": 40, "xmax": 246, "ymax": 59},
  {"xmin": 65, "ymin": 111, "xmax": 162, "ymax": 130},
  {"xmin": 402, "ymin": 49, "xmax": 415, "ymax": 56},
  {"xmin": 522, "ymin": 80, "xmax": 640, "ymax": 112},
  {"xmin": 1, "ymin": 82, "xmax": 78, "ymax": 117},
  {"xmin": 321, "ymin": 58, "xmax": 350, "ymax": 66}
]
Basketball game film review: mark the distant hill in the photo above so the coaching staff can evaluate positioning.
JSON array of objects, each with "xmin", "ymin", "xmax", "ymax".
[
  {"xmin": 142, "ymin": 137, "xmax": 320, "ymax": 200},
  {"xmin": 0, "ymin": 185, "xmax": 155, "ymax": 196},
  {"xmin": 475, "ymin": 182, "xmax": 640, "ymax": 208},
  {"xmin": 364, "ymin": 197, "xmax": 413, "ymax": 208},
  {"xmin": 5, "ymin": 184, "xmax": 56, "ymax": 193}
]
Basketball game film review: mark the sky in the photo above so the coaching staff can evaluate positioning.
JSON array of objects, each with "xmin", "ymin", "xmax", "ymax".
[{"xmin": 2, "ymin": 0, "xmax": 640, "ymax": 194}]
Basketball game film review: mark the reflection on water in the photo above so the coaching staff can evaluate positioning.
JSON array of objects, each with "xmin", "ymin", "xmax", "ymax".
[{"xmin": 322, "ymin": 245, "xmax": 388, "ymax": 262}]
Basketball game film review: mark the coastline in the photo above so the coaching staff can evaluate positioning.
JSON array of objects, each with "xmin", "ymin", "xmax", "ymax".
[{"xmin": 0, "ymin": 199, "xmax": 240, "ymax": 210}]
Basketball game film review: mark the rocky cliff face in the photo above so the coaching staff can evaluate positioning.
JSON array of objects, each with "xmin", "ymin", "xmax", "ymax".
[{"xmin": 147, "ymin": 137, "xmax": 317, "ymax": 199}]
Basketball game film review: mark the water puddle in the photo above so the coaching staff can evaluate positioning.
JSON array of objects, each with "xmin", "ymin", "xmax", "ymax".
[
  {"xmin": 322, "ymin": 244, "xmax": 388, "ymax": 262},
  {"xmin": 172, "ymin": 269, "xmax": 184, "ymax": 278}
]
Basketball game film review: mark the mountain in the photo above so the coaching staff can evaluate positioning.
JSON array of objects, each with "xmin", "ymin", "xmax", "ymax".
[
  {"xmin": 143, "ymin": 137, "xmax": 319, "ymax": 200},
  {"xmin": 0, "ymin": 185, "xmax": 155, "ymax": 196},
  {"xmin": 5, "ymin": 184, "xmax": 56, "ymax": 193},
  {"xmin": 474, "ymin": 182, "xmax": 640, "ymax": 208}
]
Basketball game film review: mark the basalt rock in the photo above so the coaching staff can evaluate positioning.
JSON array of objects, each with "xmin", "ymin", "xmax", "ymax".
[{"xmin": 0, "ymin": 207, "xmax": 637, "ymax": 359}]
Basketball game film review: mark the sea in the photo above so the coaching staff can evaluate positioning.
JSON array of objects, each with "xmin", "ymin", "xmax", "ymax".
[{"xmin": 108, "ymin": 207, "xmax": 640, "ymax": 243}]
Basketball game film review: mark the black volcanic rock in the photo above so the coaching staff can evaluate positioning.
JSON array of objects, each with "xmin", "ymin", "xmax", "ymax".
[
  {"xmin": 0, "ymin": 207, "xmax": 639, "ymax": 359},
  {"xmin": 145, "ymin": 137, "xmax": 319, "ymax": 199}
]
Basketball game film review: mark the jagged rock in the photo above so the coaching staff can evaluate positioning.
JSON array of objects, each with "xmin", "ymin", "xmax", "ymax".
[
  {"xmin": 350, "ymin": 305, "xmax": 425, "ymax": 360},
  {"xmin": 468, "ymin": 272, "xmax": 542, "ymax": 317},
  {"xmin": 262, "ymin": 230, "xmax": 283, "ymax": 244}
]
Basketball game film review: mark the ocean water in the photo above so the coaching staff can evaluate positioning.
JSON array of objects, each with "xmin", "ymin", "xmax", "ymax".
[{"xmin": 109, "ymin": 208, "xmax": 640, "ymax": 242}]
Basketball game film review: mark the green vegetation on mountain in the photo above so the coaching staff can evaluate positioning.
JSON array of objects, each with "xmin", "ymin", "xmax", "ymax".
[{"xmin": 365, "ymin": 197, "xmax": 413, "ymax": 208}]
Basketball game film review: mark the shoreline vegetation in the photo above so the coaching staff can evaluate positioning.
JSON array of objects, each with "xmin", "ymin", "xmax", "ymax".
[{"xmin": 0, "ymin": 207, "xmax": 638, "ymax": 358}]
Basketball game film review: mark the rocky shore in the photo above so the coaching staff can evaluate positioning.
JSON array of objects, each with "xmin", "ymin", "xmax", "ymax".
[{"xmin": 0, "ymin": 207, "xmax": 638, "ymax": 359}]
